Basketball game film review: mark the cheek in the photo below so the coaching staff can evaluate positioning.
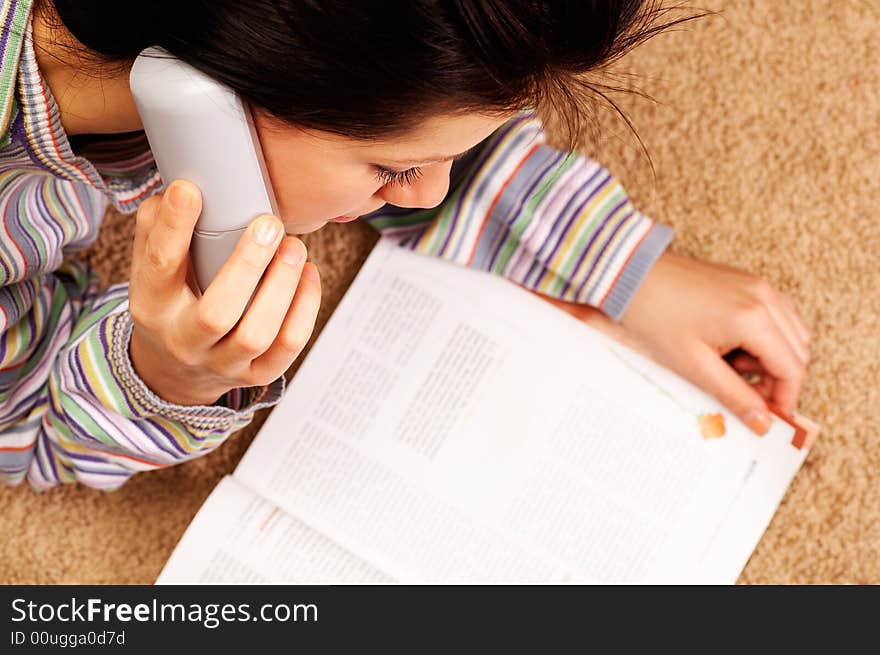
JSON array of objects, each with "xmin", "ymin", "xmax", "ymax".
[
  {"xmin": 257, "ymin": 130, "xmax": 376, "ymax": 224},
  {"xmin": 269, "ymin": 160, "xmax": 379, "ymax": 234},
  {"xmin": 272, "ymin": 176, "xmax": 373, "ymax": 220}
]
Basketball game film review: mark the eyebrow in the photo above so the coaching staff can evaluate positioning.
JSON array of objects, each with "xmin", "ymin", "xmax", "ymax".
[{"xmin": 378, "ymin": 144, "xmax": 479, "ymax": 168}]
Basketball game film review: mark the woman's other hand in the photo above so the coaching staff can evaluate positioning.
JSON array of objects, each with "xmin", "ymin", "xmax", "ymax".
[{"xmin": 537, "ymin": 252, "xmax": 810, "ymax": 435}]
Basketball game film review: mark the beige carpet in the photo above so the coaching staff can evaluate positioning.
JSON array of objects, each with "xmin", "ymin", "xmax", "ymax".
[{"xmin": 1, "ymin": 0, "xmax": 877, "ymax": 584}]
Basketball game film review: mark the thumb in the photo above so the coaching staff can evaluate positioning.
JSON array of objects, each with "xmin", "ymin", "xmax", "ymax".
[{"xmin": 685, "ymin": 345, "xmax": 772, "ymax": 436}]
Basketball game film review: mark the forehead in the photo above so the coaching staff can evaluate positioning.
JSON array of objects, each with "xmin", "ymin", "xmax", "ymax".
[
  {"xmin": 365, "ymin": 112, "xmax": 514, "ymax": 164},
  {"xmin": 255, "ymin": 110, "xmax": 512, "ymax": 162},
  {"xmin": 370, "ymin": 112, "xmax": 510, "ymax": 148}
]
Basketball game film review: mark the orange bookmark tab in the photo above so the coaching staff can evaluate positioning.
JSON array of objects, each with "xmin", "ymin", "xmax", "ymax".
[{"xmin": 767, "ymin": 404, "xmax": 821, "ymax": 450}]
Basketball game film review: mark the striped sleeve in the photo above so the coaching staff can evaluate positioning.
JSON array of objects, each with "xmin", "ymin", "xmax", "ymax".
[
  {"xmin": 364, "ymin": 113, "xmax": 673, "ymax": 320},
  {"xmin": 0, "ymin": 171, "xmax": 284, "ymax": 490}
]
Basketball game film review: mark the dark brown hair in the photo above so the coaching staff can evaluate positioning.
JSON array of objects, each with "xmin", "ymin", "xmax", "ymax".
[{"xmin": 46, "ymin": 1, "xmax": 698, "ymax": 148}]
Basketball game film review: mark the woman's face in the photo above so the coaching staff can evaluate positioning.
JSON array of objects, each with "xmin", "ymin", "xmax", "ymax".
[{"xmin": 253, "ymin": 111, "xmax": 512, "ymax": 235}]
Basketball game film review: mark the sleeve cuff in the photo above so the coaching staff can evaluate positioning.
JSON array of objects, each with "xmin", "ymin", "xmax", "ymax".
[
  {"xmin": 108, "ymin": 311, "xmax": 285, "ymax": 430},
  {"xmin": 600, "ymin": 221, "xmax": 674, "ymax": 321}
]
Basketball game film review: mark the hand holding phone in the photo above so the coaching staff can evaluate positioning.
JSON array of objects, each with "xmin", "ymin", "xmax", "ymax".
[
  {"xmin": 127, "ymin": 180, "xmax": 321, "ymax": 405},
  {"xmin": 127, "ymin": 48, "xmax": 321, "ymax": 404}
]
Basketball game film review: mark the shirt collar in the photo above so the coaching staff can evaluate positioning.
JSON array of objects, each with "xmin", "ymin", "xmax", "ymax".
[
  {"xmin": 4, "ymin": 0, "xmax": 162, "ymax": 212},
  {"xmin": 0, "ymin": 0, "xmax": 33, "ymax": 136}
]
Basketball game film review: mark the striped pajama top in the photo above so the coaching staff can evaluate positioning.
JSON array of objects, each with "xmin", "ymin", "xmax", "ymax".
[{"xmin": 0, "ymin": 0, "xmax": 672, "ymax": 490}]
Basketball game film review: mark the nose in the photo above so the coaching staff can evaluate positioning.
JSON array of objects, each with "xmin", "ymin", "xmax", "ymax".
[{"xmin": 375, "ymin": 161, "xmax": 453, "ymax": 209}]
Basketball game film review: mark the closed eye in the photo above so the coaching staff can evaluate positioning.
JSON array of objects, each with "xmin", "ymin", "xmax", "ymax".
[
  {"xmin": 374, "ymin": 166, "xmax": 424, "ymax": 187},
  {"xmin": 373, "ymin": 144, "xmax": 480, "ymax": 187}
]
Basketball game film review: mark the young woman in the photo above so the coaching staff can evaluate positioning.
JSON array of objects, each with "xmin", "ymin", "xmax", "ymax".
[{"xmin": 0, "ymin": 0, "xmax": 809, "ymax": 489}]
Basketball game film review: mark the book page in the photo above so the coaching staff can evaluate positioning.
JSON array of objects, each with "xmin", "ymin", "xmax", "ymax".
[
  {"xmin": 233, "ymin": 239, "xmax": 810, "ymax": 583},
  {"xmin": 156, "ymin": 476, "xmax": 394, "ymax": 584}
]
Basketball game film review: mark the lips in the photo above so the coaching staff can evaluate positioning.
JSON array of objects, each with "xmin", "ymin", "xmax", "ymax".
[{"xmin": 329, "ymin": 215, "xmax": 360, "ymax": 223}]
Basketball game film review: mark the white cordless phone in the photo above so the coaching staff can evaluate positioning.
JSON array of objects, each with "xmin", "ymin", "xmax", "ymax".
[{"xmin": 129, "ymin": 47, "xmax": 279, "ymax": 294}]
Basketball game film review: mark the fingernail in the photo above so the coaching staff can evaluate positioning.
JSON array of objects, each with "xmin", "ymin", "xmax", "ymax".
[
  {"xmin": 745, "ymin": 408, "xmax": 771, "ymax": 436},
  {"xmin": 168, "ymin": 182, "xmax": 195, "ymax": 211},
  {"xmin": 280, "ymin": 240, "xmax": 304, "ymax": 266},
  {"xmin": 254, "ymin": 218, "xmax": 280, "ymax": 246}
]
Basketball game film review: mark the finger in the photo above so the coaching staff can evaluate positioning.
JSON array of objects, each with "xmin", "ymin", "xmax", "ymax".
[
  {"xmin": 782, "ymin": 294, "xmax": 811, "ymax": 345},
  {"xmin": 739, "ymin": 314, "xmax": 806, "ymax": 414},
  {"xmin": 685, "ymin": 344, "xmax": 772, "ymax": 436},
  {"xmin": 249, "ymin": 262, "xmax": 322, "ymax": 385},
  {"xmin": 131, "ymin": 195, "xmax": 161, "ymax": 280},
  {"xmin": 188, "ymin": 214, "xmax": 284, "ymax": 344},
  {"xmin": 184, "ymin": 256, "xmax": 202, "ymax": 298},
  {"xmin": 215, "ymin": 236, "xmax": 307, "ymax": 364},
  {"xmin": 139, "ymin": 180, "xmax": 203, "ymax": 301},
  {"xmin": 764, "ymin": 295, "xmax": 810, "ymax": 365},
  {"xmin": 726, "ymin": 350, "xmax": 775, "ymax": 399}
]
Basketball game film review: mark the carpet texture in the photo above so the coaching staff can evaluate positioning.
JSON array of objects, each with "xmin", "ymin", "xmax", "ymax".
[{"xmin": 1, "ymin": 0, "xmax": 877, "ymax": 584}]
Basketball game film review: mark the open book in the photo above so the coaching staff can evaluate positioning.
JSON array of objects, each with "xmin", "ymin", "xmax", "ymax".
[{"xmin": 157, "ymin": 239, "xmax": 818, "ymax": 584}]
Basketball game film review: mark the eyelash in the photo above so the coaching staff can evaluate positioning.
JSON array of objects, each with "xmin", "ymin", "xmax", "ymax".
[{"xmin": 374, "ymin": 166, "xmax": 424, "ymax": 187}]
